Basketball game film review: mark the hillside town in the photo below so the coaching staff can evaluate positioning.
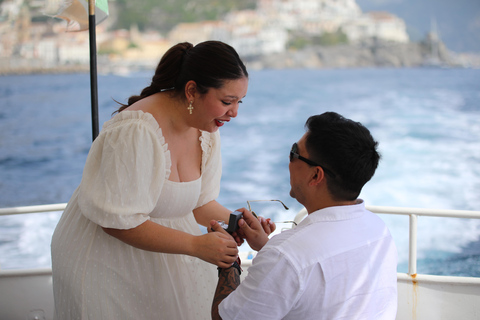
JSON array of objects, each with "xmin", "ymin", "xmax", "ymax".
[{"xmin": 1, "ymin": 0, "xmax": 479, "ymax": 75}]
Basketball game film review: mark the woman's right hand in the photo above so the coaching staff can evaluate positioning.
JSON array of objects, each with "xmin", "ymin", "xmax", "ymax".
[{"xmin": 195, "ymin": 223, "xmax": 238, "ymax": 268}]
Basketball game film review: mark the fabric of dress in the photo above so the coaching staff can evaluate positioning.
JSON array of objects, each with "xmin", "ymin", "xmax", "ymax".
[
  {"xmin": 219, "ymin": 200, "xmax": 398, "ymax": 320},
  {"xmin": 51, "ymin": 110, "xmax": 220, "ymax": 319}
]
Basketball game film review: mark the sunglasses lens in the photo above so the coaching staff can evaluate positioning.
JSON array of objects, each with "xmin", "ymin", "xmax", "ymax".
[{"xmin": 289, "ymin": 143, "xmax": 297, "ymax": 162}]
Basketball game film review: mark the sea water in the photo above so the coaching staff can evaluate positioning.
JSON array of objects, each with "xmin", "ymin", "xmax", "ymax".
[{"xmin": 0, "ymin": 68, "xmax": 479, "ymax": 276}]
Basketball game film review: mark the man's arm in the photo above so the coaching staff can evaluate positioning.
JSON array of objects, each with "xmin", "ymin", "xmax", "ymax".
[
  {"xmin": 210, "ymin": 209, "xmax": 272, "ymax": 319},
  {"xmin": 212, "ymin": 265, "xmax": 241, "ymax": 320},
  {"xmin": 210, "ymin": 220, "xmax": 242, "ymax": 320}
]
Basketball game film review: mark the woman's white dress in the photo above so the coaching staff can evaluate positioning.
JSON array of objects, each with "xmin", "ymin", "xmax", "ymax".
[{"xmin": 51, "ymin": 110, "xmax": 220, "ymax": 319}]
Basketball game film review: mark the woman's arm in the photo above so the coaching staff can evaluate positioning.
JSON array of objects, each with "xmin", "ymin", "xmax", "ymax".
[
  {"xmin": 102, "ymin": 220, "xmax": 238, "ymax": 267},
  {"xmin": 193, "ymin": 200, "xmax": 232, "ymax": 227}
]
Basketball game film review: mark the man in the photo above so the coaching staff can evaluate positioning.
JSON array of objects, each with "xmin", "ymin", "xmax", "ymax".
[{"xmin": 211, "ymin": 112, "xmax": 398, "ymax": 320}]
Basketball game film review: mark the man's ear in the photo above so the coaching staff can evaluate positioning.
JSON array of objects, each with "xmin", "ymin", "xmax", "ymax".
[
  {"xmin": 185, "ymin": 80, "xmax": 197, "ymax": 101},
  {"xmin": 309, "ymin": 167, "xmax": 326, "ymax": 186}
]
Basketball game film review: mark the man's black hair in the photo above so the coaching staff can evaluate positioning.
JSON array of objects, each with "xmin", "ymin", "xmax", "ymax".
[{"xmin": 304, "ymin": 112, "xmax": 380, "ymax": 201}]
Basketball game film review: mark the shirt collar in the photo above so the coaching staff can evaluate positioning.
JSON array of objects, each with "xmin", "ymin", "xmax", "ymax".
[{"xmin": 298, "ymin": 199, "xmax": 365, "ymax": 226}]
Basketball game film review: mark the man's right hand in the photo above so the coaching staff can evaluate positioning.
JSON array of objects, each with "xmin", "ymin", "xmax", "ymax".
[{"xmin": 236, "ymin": 208, "xmax": 270, "ymax": 251}]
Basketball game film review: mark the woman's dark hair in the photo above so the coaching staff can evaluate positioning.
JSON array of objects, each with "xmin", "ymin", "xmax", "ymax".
[
  {"xmin": 304, "ymin": 112, "xmax": 381, "ymax": 201},
  {"xmin": 115, "ymin": 41, "xmax": 248, "ymax": 113}
]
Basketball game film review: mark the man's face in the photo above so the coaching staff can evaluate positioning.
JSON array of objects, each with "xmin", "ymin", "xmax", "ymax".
[{"xmin": 288, "ymin": 134, "xmax": 311, "ymax": 205}]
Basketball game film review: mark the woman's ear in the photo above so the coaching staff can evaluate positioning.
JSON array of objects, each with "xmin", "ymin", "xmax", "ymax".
[{"xmin": 185, "ymin": 80, "xmax": 197, "ymax": 101}]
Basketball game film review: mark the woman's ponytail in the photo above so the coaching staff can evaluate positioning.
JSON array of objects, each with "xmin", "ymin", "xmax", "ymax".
[{"xmin": 114, "ymin": 42, "xmax": 193, "ymax": 114}]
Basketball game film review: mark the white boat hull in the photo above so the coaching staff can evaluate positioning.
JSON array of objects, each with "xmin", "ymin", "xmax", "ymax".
[
  {"xmin": 3, "ymin": 267, "xmax": 480, "ymax": 320},
  {"xmin": 0, "ymin": 268, "xmax": 54, "ymax": 320}
]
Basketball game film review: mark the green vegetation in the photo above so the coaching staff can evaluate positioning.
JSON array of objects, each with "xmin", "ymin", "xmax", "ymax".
[
  {"xmin": 315, "ymin": 30, "xmax": 349, "ymax": 46},
  {"xmin": 288, "ymin": 36, "xmax": 310, "ymax": 50},
  {"xmin": 128, "ymin": 42, "xmax": 139, "ymax": 49},
  {"xmin": 97, "ymin": 47, "xmax": 120, "ymax": 55},
  {"xmin": 288, "ymin": 30, "xmax": 349, "ymax": 50},
  {"xmin": 112, "ymin": 0, "xmax": 257, "ymax": 32}
]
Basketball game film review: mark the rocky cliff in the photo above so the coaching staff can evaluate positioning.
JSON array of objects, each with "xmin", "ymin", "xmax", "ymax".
[{"xmin": 246, "ymin": 39, "xmax": 455, "ymax": 69}]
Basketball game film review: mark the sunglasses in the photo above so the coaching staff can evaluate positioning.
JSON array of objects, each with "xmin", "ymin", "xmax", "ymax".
[
  {"xmin": 290, "ymin": 143, "xmax": 336, "ymax": 178},
  {"xmin": 247, "ymin": 199, "xmax": 298, "ymax": 229}
]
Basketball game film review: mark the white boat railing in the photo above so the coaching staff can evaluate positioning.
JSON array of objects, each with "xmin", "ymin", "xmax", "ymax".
[
  {"xmin": 369, "ymin": 206, "xmax": 480, "ymax": 320},
  {"xmin": 0, "ymin": 203, "xmax": 67, "ymax": 216},
  {"xmin": 1, "ymin": 203, "xmax": 480, "ymax": 320},
  {"xmin": 292, "ymin": 205, "xmax": 480, "ymax": 279},
  {"xmin": 366, "ymin": 205, "xmax": 480, "ymax": 279},
  {"xmin": 2, "ymin": 202, "xmax": 480, "ymax": 280}
]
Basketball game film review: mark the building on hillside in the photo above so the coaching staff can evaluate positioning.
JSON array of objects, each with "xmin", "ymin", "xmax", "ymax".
[
  {"xmin": 57, "ymin": 30, "xmax": 89, "ymax": 65},
  {"xmin": 257, "ymin": 0, "xmax": 362, "ymax": 35},
  {"xmin": 229, "ymin": 27, "xmax": 288, "ymax": 57},
  {"xmin": 168, "ymin": 21, "xmax": 229, "ymax": 45},
  {"xmin": 0, "ymin": 0, "xmax": 22, "ymax": 20},
  {"xmin": 258, "ymin": 0, "xmax": 362, "ymax": 19},
  {"xmin": 167, "ymin": 14, "xmax": 287, "ymax": 57},
  {"xmin": 257, "ymin": 0, "xmax": 408, "ymax": 43},
  {"xmin": 225, "ymin": 10, "xmax": 287, "ymax": 56},
  {"xmin": 342, "ymin": 11, "xmax": 409, "ymax": 43}
]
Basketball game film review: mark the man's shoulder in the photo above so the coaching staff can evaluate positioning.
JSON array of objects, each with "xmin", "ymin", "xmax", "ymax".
[{"xmin": 260, "ymin": 224, "xmax": 326, "ymax": 270}]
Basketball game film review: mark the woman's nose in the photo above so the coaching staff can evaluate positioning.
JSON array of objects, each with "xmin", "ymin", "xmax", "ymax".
[{"xmin": 227, "ymin": 104, "xmax": 239, "ymax": 118}]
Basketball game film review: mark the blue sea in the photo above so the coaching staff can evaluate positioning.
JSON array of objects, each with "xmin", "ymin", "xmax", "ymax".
[{"xmin": 1, "ymin": 68, "xmax": 479, "ymax": 276}]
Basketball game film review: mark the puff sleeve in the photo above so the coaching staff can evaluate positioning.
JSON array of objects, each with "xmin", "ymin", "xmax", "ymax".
[
  {"xmin": 196, "ymin": 130, "xmax": 222, "ymax": 208},
  {"xmin": 78, "ymin": 112, "xmax": 167, "ymax": 229}
]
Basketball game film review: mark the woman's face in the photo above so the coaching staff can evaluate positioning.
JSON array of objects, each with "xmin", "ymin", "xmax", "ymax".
[{"xmin": 192, "ymin": 77, "xmax": 248, "ymax": 132}]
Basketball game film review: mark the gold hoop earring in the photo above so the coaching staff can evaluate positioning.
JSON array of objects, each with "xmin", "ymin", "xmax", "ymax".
[{"xmin": 187, "ymin": 101, "xmax": 194, "ymax": 114}]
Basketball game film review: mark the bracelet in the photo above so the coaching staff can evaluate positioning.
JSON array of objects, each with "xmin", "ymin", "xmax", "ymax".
[{"xmin": 218, "ymin": 256, "xmax": 242, "ymax": 276}]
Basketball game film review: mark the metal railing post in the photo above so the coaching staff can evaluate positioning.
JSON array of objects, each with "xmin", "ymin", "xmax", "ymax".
[{"xmin": 408, "ymin": 214, "xmax": 418, "ymax": 275}]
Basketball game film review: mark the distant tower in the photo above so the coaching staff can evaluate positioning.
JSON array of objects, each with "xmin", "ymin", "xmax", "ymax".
[
  {"xmin": 423, "ymin": 16, "xmax": 451, "ymax": 66},
  {"xmin": 428, "ymin": 17, "xmax": 440, "ymax": 60}
]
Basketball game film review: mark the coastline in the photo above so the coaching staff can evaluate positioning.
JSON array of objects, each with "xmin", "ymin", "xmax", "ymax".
[
  {"xmin": 0, "ymin": 65, "xmax": 89, "ymax": 76},
  {"xmin": 1, "ymin": 40, "xmax": 478, "ymax": 76}
]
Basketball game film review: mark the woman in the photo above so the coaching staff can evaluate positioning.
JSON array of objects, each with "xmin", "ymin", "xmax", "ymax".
[{"xmin": 51, "ymin": 41, "xmax": 248, "ymax": 319}]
